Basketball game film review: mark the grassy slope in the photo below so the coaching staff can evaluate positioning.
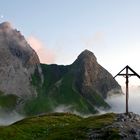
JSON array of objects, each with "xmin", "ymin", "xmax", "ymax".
[
  {"xmin": 47, "ymin": 72, "xmax": 97, "ymax": 114},
  {"xmin": 24, "ymin": 64, "xmax": 97, "ymax": 115},
  {"xmin": 0, "ymin": 90, "xmax": 18, "ymax": 109},
  {"xmin": 0, "ymin": 113, "xmax": 120, "ymax": 140}
]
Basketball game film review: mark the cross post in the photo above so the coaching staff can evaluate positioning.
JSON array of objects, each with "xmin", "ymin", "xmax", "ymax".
[{"xmin": 114, "ymin": 65, "xmax": 140, "ymax": 115}]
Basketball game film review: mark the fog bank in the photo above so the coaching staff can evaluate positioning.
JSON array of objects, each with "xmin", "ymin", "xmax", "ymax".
[
  {"xmin": 53, "ymin": 86, "xmax": 140, "ymax": 116},
  {"xmin": 0, "ymin": 110, "xmax": 24, "ymax": 126},
  {"xmin": 53, "ymin": 105, "xmax": 92, "ymax": 117},
  {"xmin": 1, "ymin": 86, "xmax": 140, "ymax": 126},
  {"xmin": 106, "ymin": 86, "xmax": 140, "ymax": 114}
]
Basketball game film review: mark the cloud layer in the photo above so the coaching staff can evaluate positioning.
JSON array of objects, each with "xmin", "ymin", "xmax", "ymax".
[{"xmin": 106, "ymin": 86, "xmax": 140, "ymax": 114}]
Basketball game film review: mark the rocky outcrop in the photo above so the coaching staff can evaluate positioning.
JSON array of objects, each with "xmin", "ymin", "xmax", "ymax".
[
  {"xmin": 0, "ymin": 22, "xmax": 43, "ymax": 99},
  {"xmin": 88, "ymin": 112, "xmax": 140, "ymax": 140},
  {"xmin": 72, "ymin": 49, "xmax": 121, "ymax": 99}
]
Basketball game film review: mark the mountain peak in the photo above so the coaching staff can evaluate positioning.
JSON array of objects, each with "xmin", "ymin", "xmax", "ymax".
[
  {"xmin": 0, "ymin": 21, "xmax": 43, "ymax": 99},
  {"xmin": 72, "ymin": 49, "xmax": 121, "ymax": 99},
  {"xmin": 73, "ymin": 50, "xmax": 97, "ymax": 66},
  {"xmin": 0, "ymin": 21, "xmax": 12, "ymax": 30},
  {"xmin": 81, "ymin": 49, "xmax": 93, "ymax": 54},
  {"xmin": 78, "ymin": 49, "xmax": 97, "ymax": 61}
]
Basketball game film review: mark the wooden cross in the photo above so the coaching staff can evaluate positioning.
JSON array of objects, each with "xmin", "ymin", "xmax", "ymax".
[{"xmin": 114, "ymin": 65, "xmax": 140, "ymax": 115}]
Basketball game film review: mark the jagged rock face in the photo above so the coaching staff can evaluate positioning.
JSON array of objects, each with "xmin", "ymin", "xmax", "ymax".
[
  {"xmin": 72, "ymin": 50, "xmax": 121, "ymax": 98},
  {"xmin": 0, "ymin": 22, "xmax": 43, "ymax": 99},
  {"xmin": 88, "ymin": 112, "xmax": 140, "ymax": 140}
]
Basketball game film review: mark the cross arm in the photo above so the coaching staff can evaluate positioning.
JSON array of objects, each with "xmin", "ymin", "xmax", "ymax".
[
  {"xmin": 127, "ymin": 66, "xmax": 140, "ymax": 79},
  {"xmin": 114, "ymin": 66, "xmax": 127, "ymax": 78}
]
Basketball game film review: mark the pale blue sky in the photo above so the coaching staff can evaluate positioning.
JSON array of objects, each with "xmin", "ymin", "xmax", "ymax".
[{"xmin": 1, "ymin": 0, "xmax": 140, "ymax": 85}]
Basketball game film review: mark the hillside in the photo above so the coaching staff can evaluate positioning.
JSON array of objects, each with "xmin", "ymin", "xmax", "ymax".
[
  {"xmin": 24, "ymin": 64, "xmax": 97, "ymax": 115},
  {"xmin": 0, "ymin": 112, "xmax": 118, "ymax": 140},
  {"xmin": 24, "ymin": 50, "xmax": 121, "ymax": 115},
  {"xmin": 0, "ymin": 112, "xmax": 140, "ymax": 140}
]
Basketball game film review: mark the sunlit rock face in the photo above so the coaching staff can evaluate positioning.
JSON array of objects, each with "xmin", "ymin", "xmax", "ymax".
[
  {"xmin": 0, "ymin": 22, "xmax": 43, "ymax": 99},
  {"xmin": 72, "ymin": 49, "xmax": 122, "ymax": 99}
]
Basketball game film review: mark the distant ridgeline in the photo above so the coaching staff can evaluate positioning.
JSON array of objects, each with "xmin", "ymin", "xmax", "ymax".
[{"xmin": 0, "ymin": 22, "xmax": 122, "ymax": 116}]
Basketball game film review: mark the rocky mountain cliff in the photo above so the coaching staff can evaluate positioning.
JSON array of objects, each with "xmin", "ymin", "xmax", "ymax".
[
  {"xmin": 0, "ymin": 22, "xmax": 43, "ymax": 100},
  {"xmin": 72, "ymin": 50, "xmax": 121, "ymax": 98}
]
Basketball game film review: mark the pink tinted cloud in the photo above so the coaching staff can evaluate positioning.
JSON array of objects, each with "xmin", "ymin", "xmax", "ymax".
[{"xmin": 27, "ymin": 36, "xmax": 55, "ymax": 64}]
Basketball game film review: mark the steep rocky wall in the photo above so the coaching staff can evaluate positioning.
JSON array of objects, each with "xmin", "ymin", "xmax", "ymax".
[
  {"xmin": 0, "ymin": 22, "xmax": 43, "ymax": 99},
  {"xmin": 72, "ymin": 50, "xmax": 121, "ymax": 99}
]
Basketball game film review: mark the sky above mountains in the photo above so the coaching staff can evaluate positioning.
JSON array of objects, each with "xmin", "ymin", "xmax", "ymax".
[{"xmin": 0, "ymin": 0, "xmax": 140, "ymax": 85}]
